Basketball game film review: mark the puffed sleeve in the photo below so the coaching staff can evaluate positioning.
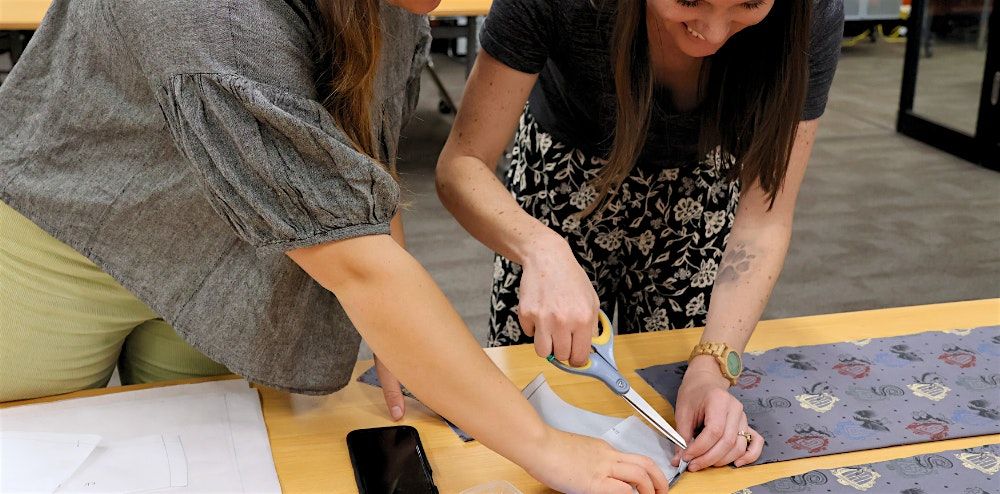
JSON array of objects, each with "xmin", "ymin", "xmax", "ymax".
[{"xmin": 159, "ymin": 72, "xmax": 400, "ymax": 255}]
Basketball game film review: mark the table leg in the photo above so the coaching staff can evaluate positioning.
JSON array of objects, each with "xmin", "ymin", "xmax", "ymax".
[
  {"xmin": 10, "ymin": 31, "xmax": 30, "ymax": 65},
  {"xmin": 978, "ymin": 0, "xmax": 991, "ymax": 51},
  {"xmin": 465, "ymin": 16, "xmax": 478, "ymax": 77}
]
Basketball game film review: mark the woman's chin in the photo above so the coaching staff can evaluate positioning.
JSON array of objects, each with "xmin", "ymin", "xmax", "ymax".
[
  {"xmin": 679, "ymin": 41, "xmax": 722, "ymax": 58},
  {"xmin": 669, "ymin": 30, "xmax": 722, "ymax": 58}
]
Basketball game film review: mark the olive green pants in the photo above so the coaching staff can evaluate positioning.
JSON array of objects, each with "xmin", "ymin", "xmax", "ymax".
[{"xmin": 0, "ymin": 200, "xmax": 228, "ymax": 402}]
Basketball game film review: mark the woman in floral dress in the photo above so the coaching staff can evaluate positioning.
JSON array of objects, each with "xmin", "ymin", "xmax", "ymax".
[{"xmin": 437, "ymin": 0, "xmax": 844, "ymax": 473}]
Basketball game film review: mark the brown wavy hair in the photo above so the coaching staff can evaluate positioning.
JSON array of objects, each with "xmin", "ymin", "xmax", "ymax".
[
  {"xmin": 315, "ymin": 0, "xmax": 382, "ymax": 160},
  {"xmin": 589, "ymin": 0, "xmax": 811, "ymax": 214}
]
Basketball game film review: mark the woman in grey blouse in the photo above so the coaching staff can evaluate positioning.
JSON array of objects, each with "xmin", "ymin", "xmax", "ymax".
[{"xmin": 0, "ymin": 0, "xmax": 670, "ymax": 490}]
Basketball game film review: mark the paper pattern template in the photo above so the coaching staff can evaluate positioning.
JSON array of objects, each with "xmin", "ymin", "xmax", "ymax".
[
  {"xmin": 0, "ymin": 380, "xmax": 279, "ymax": 493},
  {"xmin": 0, "ymin": 432, "xmax": 102, "ymax": 493}
]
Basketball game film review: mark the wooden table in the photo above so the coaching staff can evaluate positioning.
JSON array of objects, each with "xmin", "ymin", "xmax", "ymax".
[
  {"xmin": 0, "ymin": 0, "xmax": 491, "ymax": 90},
  {"xmin": 428, "ymin": 0, "xmax": 491, "ymax": 82},
  {"xmin": 0, "ymin": 0, "xmax": 46, "ymax": 30},
  {"xmin": 0, "ymin": 0, "xmax": 490, "ymax": 29},
  {"xmin": 5, "ymin": 299, "xmax": 999, "ymax": 493},
  {"xmin": 431, "ymin": 0, "xmax": 491, "ymax": 17},
  {"xmin": 0, "ymin": 0, "xmax": 46, "ymax": 63}
]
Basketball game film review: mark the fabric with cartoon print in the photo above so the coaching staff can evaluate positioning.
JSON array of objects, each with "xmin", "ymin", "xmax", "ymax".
[
  {"xmin": 636, "ymin": 326, "xmax": 1000, "ymax": 463},
  {"xmin": 733, "ymin": 443, "xmax": 1000, "ymax": 494}
]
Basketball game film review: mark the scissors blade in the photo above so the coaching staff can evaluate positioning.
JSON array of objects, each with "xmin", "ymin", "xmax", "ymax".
[{"xmin": 622, "ymin": 388, "xmax": 688, "ymax": 450}]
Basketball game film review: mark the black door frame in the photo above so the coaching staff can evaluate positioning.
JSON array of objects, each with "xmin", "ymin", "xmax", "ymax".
[
  {"xmin": 897, "ymin": 0, "xmax": 998, "ymax": 171},
  {"xmin": 976, "ymin": 3, "xmax": 999, "ymax": 169}
]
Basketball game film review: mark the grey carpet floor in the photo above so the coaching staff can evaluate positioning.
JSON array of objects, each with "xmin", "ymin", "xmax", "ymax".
[{"xmin": 387, "ymin": 39, "xmax": 1000, "ymax": 353}]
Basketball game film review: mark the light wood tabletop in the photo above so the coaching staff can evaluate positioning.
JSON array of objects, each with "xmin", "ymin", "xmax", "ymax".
[
  {"xmin": 0, "ymin": 0, "xmax": 490, "ymax": 30},
  {"xmin": 4, "ymin": 299, "xmax": 999, "ymax": 493},
  {"xmin": 0, "ymin": 0, "xmax": 48, "ymax": 30},
  {"xmin": 430, "ymin": 0, "xmax": 492, "ymax": 17}
]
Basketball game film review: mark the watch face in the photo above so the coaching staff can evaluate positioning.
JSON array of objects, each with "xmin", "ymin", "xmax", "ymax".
[{"xmin": 726, "ymin": 351, "xmax": 743, "ymax": 376}]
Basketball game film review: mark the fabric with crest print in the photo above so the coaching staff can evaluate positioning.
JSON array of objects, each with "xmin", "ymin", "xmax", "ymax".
[
  {"xmin": 732, "ymin": 443, "xmax": 1000, "ymax": 494},
  {"xmin": 636, "ymin": 326, "xmax": 1000, "ymax": 463}
]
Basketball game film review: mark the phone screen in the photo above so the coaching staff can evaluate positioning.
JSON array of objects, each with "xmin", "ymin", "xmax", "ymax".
[{"xmin": 346, "ymin": 426, "xmax": 438, "ymax": 494}]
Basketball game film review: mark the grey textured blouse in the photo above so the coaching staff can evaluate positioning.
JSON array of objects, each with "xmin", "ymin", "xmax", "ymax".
[{"xmin": 0, "ymin": 0, "xmax": 430, "ymax": 394}]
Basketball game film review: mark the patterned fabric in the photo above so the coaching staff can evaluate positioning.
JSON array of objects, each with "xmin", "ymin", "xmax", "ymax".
[
  {"xmin": 488, "ymin": 108, "xmax": 742, "ymax": 347},
  {"xmin": 637, "ymin": 326, "xmax": 1000, "ymax": 463},
  {"xmin": 734, "ymin": 443, "xmax": 1000, "ymax": 494}
]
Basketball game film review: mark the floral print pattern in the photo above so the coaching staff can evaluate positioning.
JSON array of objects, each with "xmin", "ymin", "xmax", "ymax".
[{"xmin": 488, "ymin": 108, "xmax": 741, "ymax": 346}]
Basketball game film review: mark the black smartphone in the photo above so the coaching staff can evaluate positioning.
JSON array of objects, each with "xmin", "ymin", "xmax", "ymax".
[{"xmin": 346, "ymin": 425, "xmax": 438, "ymax": 494}]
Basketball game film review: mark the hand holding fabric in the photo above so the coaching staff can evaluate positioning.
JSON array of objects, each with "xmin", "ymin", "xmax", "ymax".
[{"xmin": 670, "ymin": 357, "xmax": 763, "ymax": 470}]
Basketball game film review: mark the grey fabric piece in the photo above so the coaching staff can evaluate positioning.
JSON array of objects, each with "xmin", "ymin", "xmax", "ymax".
[
  {"xmin": 637, "ymin": 326, "xmax": 1000, "ymax": 464},
  {"xmin": 356, "ymin": 366, "xmax": 475, "ymax": 442},
  {"xmin": 521, "ymin": 374, "xmax": 687, "ymax": 486},
  {"xmin": 480, "ymin": 0, "xmax": 844, "ymax": 158},
  {"xmin": 0, "ymin": 0, "xmax": 430, "ymax": 394},
  {"xmin": 735, "ymin": 443, "xmax": 1000, "ymax": 494}
]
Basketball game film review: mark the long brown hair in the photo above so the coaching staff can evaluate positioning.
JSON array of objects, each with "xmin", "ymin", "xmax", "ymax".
[
  {"xmin": 315, "ymin": 0, "xmax": 383, "ymax": 160},
  {"xmin": 591, "ymin": 0, "xmax": 811, "ymax": 214}
]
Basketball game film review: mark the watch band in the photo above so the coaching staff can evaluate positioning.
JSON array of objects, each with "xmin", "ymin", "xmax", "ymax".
[{"xmin": 689, "ymin": 342, "xmax": 741, "ymax": 385}]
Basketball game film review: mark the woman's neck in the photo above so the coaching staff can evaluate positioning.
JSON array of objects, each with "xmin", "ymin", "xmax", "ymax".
[{"xmin": 645, "ymin": 6, "xmax": 703, "ymax": 111}]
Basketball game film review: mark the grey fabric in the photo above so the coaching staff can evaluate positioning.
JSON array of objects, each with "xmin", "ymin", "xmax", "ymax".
[
  {"xmin": 357, "ymin": 366, "xmax": 475, "ymax": 442},
  {"xmin": 0, "ymin": 0, "xmax": 430, "ymax": 394},
  {"xmin": 735, "ymin": 443, "xmax": 1000, "ymax": 494},
  {"xmin": 637, "ymin": 326, "xmax": 1000, "ymax": 463},
  {"xmin": 479, "ymin": 0, "xmax": 844, "ymax": 158}
]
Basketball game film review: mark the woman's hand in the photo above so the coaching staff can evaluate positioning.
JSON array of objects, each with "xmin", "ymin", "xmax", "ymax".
[
  {"xmin": 518, "ymin": 235, "xmax": 600, "ymax": 367},
  {"xmin": 374, "ymin": 355, "xmax": 405, "ymax": 421},
  {"xmin": 670, "ymin": 356, "xmax": 764, "ymax": 470},
  {"xmin": 529, "ymin": 429, "xmax": 670, "ymax": 494}
]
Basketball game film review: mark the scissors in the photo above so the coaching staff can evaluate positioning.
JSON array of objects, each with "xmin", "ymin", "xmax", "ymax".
[{"xmin": 546, "ymin": 307, "xmax": 688, "ymax": 450}]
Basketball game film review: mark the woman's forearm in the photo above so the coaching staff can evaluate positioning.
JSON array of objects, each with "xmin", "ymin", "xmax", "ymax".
[
  {"xmin": 287, "ymin": 235, "xmax": 549, "ymax": 466},
  {"xmin": 437, "ymin": 154, "xmax": 567, "ymax": 266},
  {"xmin": 698, "ymin": 120, "xmax": 817, "ymax": 358},
  {"xmin": 699, "ymin": 223, "xmax": 791, "ymax": 353},
  {"xmin": 435, "ymin": 51, "xmax": 556, "ymax": 267}
]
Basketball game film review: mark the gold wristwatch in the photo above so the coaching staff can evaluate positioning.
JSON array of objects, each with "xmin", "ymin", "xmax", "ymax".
[{"xmin": 689, "ymin": 342, "xmax": 743, "ymax": 386}]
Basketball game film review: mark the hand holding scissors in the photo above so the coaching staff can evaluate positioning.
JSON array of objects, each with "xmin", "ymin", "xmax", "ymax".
[{"xmin": 547, "ymin": 308, "xmax": 688, "ymax": 450}]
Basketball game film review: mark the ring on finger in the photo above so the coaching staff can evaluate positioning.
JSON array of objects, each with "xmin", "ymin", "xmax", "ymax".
[{"xmin": 738, "ymin": 430, "xmax": 752, "ymax": 445}]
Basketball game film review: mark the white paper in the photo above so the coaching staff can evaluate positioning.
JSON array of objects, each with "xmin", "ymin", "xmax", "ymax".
[
  {"xmin": 0, "ymin": 432, "xmax": 102, "ymax": 493},
  {"xmin": 522, "ymin": 374, "xmax": 686, "ymax": 485},
  {"xmin": 0, "ymin": 380, "xmax": 279, "ymax": 493},
  {"xmin": 58, "ymin": 434, "xmax": 187, "ymax": 493}
]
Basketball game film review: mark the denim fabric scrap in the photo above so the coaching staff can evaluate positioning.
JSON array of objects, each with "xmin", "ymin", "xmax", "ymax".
[
  {"xmin": 637, "ymin": 326, "xmax": 1000, "ymax": 463},
  {"xmin": 733, "ymin": 443, "xmax": 1000, "ymax": 494}
]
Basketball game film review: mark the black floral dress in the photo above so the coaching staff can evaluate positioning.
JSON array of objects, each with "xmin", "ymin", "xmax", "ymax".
[{"xmin": 488, "ymin": 107, "xmax": 742, "ymax": 347}]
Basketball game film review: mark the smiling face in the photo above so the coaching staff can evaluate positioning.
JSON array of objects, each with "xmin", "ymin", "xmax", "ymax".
[
  {"xmin": 389, "ymin": 0, "xmax": 442, "ymax": 14},
  {"xmin": 648, "ymin": 0, "xmax": 775, "ymax": 58}
]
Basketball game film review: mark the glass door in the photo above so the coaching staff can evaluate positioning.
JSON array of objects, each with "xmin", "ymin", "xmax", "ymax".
[
  {"xmin": 898, "ymin": 0, "xmax": 998, "ymax": 171},
  {"xmin": 978, "ymin": 7, "xmax": 999, "ymax": 168}
]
